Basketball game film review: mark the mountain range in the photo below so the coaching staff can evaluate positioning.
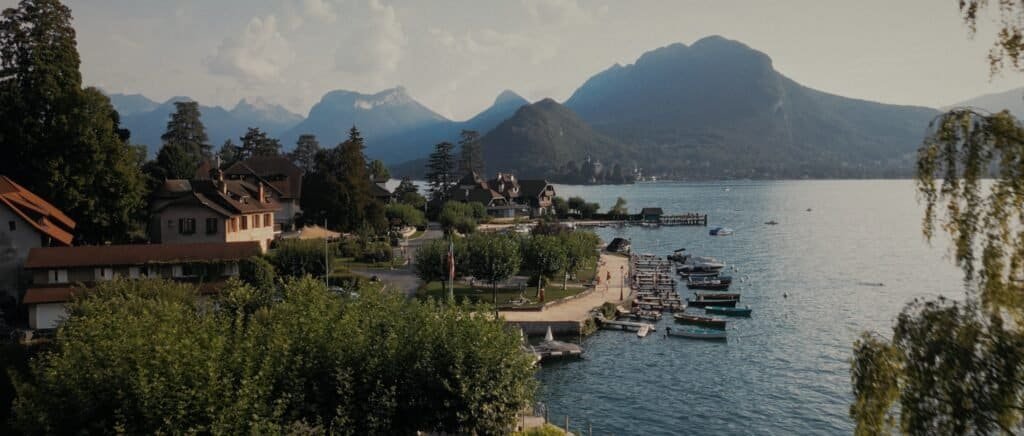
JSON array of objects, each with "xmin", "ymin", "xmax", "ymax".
[
  {"xmin": 947, "ymin": 86, "xmax": 1024, "ymax": 118},
  {"xmin": 109, "ymin": 35, "xmax": 1015, "ymax": 180}
]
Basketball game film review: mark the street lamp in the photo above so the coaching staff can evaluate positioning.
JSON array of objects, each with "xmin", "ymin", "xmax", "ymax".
[{"xmin": 619, "ymin": 265, "xmax": 624, "ymax": 301}]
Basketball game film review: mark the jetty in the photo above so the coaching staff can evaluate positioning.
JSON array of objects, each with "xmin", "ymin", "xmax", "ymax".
[
  {"xmin": 595, "ymin": 316, "xmax": 656, "ymax": 334},
  {"xmin": 659, "ymin": 213, "xmax": 709, "ymax": 226}
]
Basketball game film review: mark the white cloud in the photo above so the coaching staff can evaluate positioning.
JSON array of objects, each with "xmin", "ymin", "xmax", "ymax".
[
  {"xmin": 521, "ymin": 0, "xmax": 594, "ymax": 26},
  {"xmin": 206, "ymin": 15, "xmax": 294, "ymax": 82},
  {"xmin": 302, "ymin": 0, "xmax": 337, "ymax": 23},
  {"xmin": 334, "ymin": 0, "xmax": 405, "ymax": 74}
]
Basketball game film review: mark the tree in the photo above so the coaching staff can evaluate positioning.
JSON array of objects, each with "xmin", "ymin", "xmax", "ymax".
[
  {"xmin": 368, "ymin": 159, "xmax": 390, "ymax": 181},
  {"xmin": 394, "ymin": 177, "xmax": 426, "ymax": 210},
  {"xmin": 609, "ymin": 197, "xmax": 628, "ymax": 218},
  {"xmin": 217, "ymin": 139, "xmax": 239, "ymax": 168},
  {"xmin": 300, "ymin": 127, "xmax": 386, "ymax": 233},
  {"xmin": 415, "ymin": 238, "xmax": 467, "ymax": 289},
  {"xmin": 466, "ymin": 233, "xmax": 521, "ymax": 311},
  {"xmin": 560, "ymin": 231, "xmax": 599, "ymax": 290},
  {"xmin": 237, "ymin": 127, "xmax": 282, "ymax": 160},
  {"xmin": 458, "ymin": 130, "xmax": 484, "ymax": 176},
  {"xmin": 580, "ymin": 202, "xmax": 601, "ymax": 219},
  {"xmin": 156, "ymin": 101, "xmax": 210, "ymax": 178},
  {"xmin": 551, "ymin": 196, "xmax": 569, "ymax": 219},
  {"xmin": 522, "ymin": 235, "xmax": 567, "ymax": 300},
  {"xmin": 384, "ymin": 203, "xmax": 426, "ymax": 229},
  {"xmin": 11, "ymin": 277, "xmax": 536, "ymax": 434},
  {"xmin": 567, "ymin": 196, "xmax": 586, "ymax": 215},
  {"xmin": 960, "ymin": 0, "xmax": 1024, "ymax": 75},
  {"xmin": 426, "ymin": 142, "xmax": 456, "ymax": 202},
  {"xmin": 272, "ymin": 239, "xmax": 329, "ymax": 279},
  {"xmin": 0, "ymin": 0, "xmax": 147, "ymax": 244},
  {"xmin": 438, "ymin": 201, "xmax": 485, "ymax": 234},
  {"xmin": 851, "ymin": 110, "xmax": 1024, "ymax": 434},
  {"xmin": 288, "ymin": 134, "xmax": 320, "ymax": 173}
]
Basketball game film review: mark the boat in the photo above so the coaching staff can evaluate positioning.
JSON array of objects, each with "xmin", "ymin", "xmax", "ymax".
[
  {"xmin": 673, "ymin": 312, "xmax": 727, "ymax": 329},
  {"xmin": 665, "ymin": 326, "xmax": 727, "ymax": 341},
  {"xmin": 606, "ymin": 237, "xmax": 631, "ymax": 254},
  {"xmin": 693, "ymin": 292, "xmax": 740, "ymax": 300},
  {"xmin": 686, "ymin": 277, "xmax": 731, "ymax": 291},
  {"xmin": 673, "ymin": 254, "xmax": 726, "ymax": 273},
  {"xmin": 764, "ymin": 220, "xmax": 778, "ymax": 225},
  {"xmin": 629, "ymin": 310, "xmax": 663, "ymax": 321},
  {"xmin": 709, "ymin": 227, "xmax": 734, "ymax": 236},
  {"xmin": 532, "ymin": 326, "xmax": 585, "ymax": 361},
  {"xmin": 704, "ymin": 306, "xmax": 752, "ymax": 317},
  {"xmin": 685, "ymin": 298, "xmax": 739, "ymax": 308}
]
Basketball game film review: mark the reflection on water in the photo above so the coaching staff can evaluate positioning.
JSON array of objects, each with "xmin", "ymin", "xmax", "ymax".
[{"xmin": 536, "ymin": 180, "xmax": 962, "ymax": 435}]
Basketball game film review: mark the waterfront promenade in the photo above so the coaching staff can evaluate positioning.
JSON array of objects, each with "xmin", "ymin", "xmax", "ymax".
[{"xmin": 500, "ymin": 252, "xmax": 630, "ymax": 336}]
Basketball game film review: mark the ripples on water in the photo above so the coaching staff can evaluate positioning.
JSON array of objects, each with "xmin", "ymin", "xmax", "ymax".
[{"xmin": 536, "ymin": 180, "xmax": 964, "ymax": 435}]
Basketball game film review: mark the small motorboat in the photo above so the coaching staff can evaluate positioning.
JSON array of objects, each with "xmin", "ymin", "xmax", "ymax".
[
  {"xmin": 686, "ymin": 277, "xmax": 731, "ymax": 291},
  {"xmin": 704, "ymin": 306, "xmax": 752, "ymax": 317},
  {"xmin": 665, "ymin": 326, "xmax": 727, "ymax": 341},
  {"xmin": 709, "ymin": 227, "xmax": 734, "ymax": 236},
  {"xmin": 764, "ymin": 220, "xmax": 778, "ymax": 225},
  {"xmin": 685, "ymin": 298, "xmax": 739, "ymax": 308},
  {"xmin": 606, "ymin": 237, "xmax": 631, "ymax": 254},
  {"xmin": 630, "ymin": 310, "xmax": 663, "ymax": 321},
  {"xmin": 673, "ymin": 312, "xmax": 727, "ymax": 329},
  {"xmin": 693, "ymin": 292, "xmax": 740, "ymax": 300},
  {"xmin": 674, "ymin": 255, "xmax": 726, "ymax": 273}
]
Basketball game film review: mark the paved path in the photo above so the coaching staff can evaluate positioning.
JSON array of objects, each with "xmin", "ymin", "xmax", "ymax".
[
  {"xmin": 499, "ymin": 253, "xmax": 630, "ymax": 322},
  {"xmin": 351, "ymin": 223, "xmax": 443, "ymax": 297}
]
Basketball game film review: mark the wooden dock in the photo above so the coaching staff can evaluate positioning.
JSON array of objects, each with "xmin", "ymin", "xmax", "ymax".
[
  {"xmin": 660, "ymin": 213, "xmax": 708, "ymax": 226},
  {"xmin": 596, "ymin": 316, "xmax": 657, "ymax": 332}
]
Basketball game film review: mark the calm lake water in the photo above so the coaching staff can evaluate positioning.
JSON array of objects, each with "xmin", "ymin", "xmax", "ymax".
[{"xmin": 539, "ymin": 180, "xmax": 964, "ymax": 435}]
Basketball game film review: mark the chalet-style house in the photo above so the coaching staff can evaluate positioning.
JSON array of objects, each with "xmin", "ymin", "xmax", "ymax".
[
  {"xmin": 223, "ymin": 156, "xmax": 303, "ymax": 230},
  {"xmin": 370, "ymin": 175, "xmax": 394, "ymax": 204},
  {"xmin": 150, "ymin": 170, "xmax": 279, "ymax": 252},
  {"xmin": 451, "ymin": 172, "xmax": 555, "ymax": 217},
  {"xmin": 0, "ymin": 176, "xmax": 76, "ymax": 305},
  {"xmin": 21, "ymin": 241, "xmax": 261, "ymax": 329}
]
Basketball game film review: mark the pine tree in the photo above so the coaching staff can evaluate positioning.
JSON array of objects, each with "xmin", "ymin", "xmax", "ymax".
[
  {"xmin": 458, "ymin": 130, "xmax": 484, "ymax": 176},
  {"xmin": 288, "ymin": 134, "xmax": 320, "ymax": 173},
  {"xmin": 237, "ymin": 127, "xmax": 281, "ymax": 160},
  {"xmin": 0, "ymin": 0, "xmax": 146, "ymax": 243},
  {"xmin": 217, "ymin": 139, "xmax": 239, "ymax": 168},
  {"xmin": 426, "ymin": 142, "xmax": 456, "ymax": 202}
]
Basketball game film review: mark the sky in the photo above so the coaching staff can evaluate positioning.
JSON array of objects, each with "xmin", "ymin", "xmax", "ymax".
[{"xmin": 9, "ymin": 0, "xmax": 1021, "ymax": 120}]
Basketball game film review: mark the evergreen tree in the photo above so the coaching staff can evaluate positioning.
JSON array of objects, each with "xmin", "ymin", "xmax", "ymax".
[
  {"xmin": 425, "ymin": 142, "xmax": 456, "ymax": 202},
  {"xmin": 288, "ymin": 134, "xmax": 319, "ymax": 173},
  {"xmin": 300, "ymin": 127, "xmax": 386, "ymax": 232},
  {"xmin": 458, "ymin": 130, "xmax": 484, "ymax": 176},
  {"xmin": 237, "ymin": 127, "xmax": 282, "ymax": 160},
  {"xmin": 0, "ymin": 0, "xmax": 146, "ymax": 243},
  {"xmin": 160, "ymin": 101, "xmax": 210, "ymax": 157},
  {"xmin": 368, "ymin": 159, "xmax": 390, "ymax": 181},
  {"xmin": 217, "ymin": 139, "xmax": 239, "ymax": 168}
]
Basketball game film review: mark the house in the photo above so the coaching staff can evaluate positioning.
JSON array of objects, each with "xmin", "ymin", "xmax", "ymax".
[
  {"xmin": 223, "ymin": 156, "xmax": 304, "ymax": 230},
  {"xmin": 0, "ymin": 176, "xmax": 76, "ymax": 305},
  {"xmin": 449, "ymin": 172, "xmax": 554, "ymax": 217},
  {"xmin": 370, "ymin": 175, "xmax": 394, "ymax": 204},
  {"xmin": 640, "ymin": 207, "xmax": 664, "ymax": 223},
  {"xmin": 150, "ymin": 170, "xmax": 280, "ymax": 252},
  {"xmin": 21, "ymin": 241, "xmax": 261, "ymax": 329}
]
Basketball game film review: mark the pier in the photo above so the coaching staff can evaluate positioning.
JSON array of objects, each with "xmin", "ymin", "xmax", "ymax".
[{"xmin": 659, "ymin": 213, "xmax": 708, "ymax": 226}]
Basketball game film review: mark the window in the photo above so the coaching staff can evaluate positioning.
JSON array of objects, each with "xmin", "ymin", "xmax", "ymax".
[
  {"xmin": 8, "ymin": 220, "xmax": 14, "ymax": 231},
  {"xmin": 264, "ymin": 213, "xmax": 272, "ymax": 227},
  {"xmin": 173, "ymin": 264, "xmax": 203, "ymax": 278},
  {"xmin": 241, "ymin": 215, "xmax": 248, "ymax": 230},
  {"xmin": 129, "ymin": 266, "xmax": 155, "ymax": 278},
  {"xmin": 229, "ymin": 218, "xmax": 237, "ymax": 233},
  {"xmin": 48, "ymin": 269, "xmax": 68, "ymax": 284},
  {"xmin": 254, "ymin": 214, "xmax": 261, "ymax": 228},
  {"xmin": 178, "ymin": 218, "xmax": 196, "ymax": 235},
  {"xmin": 205, "ymin": 218, "xmax": 218, "ymax": 235},
  {"xmin": 221, "ymin": 262, "xmax": 239, "ymax": 276},
  {"xmin": 94, "ymin": 267, "xmax": 114, "ymax": 281},
  {"xmin": 167, "ymin": 219, "xmax": 174, "ymax": 229}
]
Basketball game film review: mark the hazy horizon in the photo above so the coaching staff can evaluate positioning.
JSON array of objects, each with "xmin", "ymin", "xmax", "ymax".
[{"xmin": 6, "ymin": 0, "xmax": 1020, "ymax": 120}]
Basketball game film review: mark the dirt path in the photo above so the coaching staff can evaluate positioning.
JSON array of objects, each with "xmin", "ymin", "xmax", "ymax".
[{"xmin": 500, "ymin": 252, "xmax": 630, "ymax": 322}]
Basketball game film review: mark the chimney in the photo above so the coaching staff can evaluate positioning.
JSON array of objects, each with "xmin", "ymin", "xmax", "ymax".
[
  {"xmin": 220, "ymin": 177, "xmax": 228, "ymax": 195},
  {"xmin": 258, "ymin": 182, "xmax": 265, "ymax": 203}
]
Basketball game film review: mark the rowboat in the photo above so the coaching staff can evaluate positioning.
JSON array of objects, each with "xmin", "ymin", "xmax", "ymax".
[
  {"xmin": 673, "ymin": 312, "xmax": 727, "ymax": 329},
  {"xmin": 686, "ymin": 278, "xmax": 731, "ymax": 290},
  {"xmin": 704, "ymin": 306, "xmax": 752, "ymax": 317},
  {"xmin": 665, "ymin": 326, "xmax": 727, "ymax": 341},
  {"xmin": 693, "ymin": 292, "xmax": 740, "ymax": 300},
  {"xmin": 685, "ymin": 298, "xmax": 738, "ymax": 308}
]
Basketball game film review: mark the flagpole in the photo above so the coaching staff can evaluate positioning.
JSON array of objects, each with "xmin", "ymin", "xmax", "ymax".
[{"xmin": 447, "ymin": 237, "xmax": 455, "ymax": 302}]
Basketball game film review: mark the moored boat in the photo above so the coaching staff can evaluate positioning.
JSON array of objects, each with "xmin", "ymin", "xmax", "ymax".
[
  {"xmin": 709, "ymin": 227, "xmax": 734, "ymax": 236},
  {"xmin": 685, "ymin": 298, "xmax": 739, "ymax": 308},
  {"xmin": 674, "ymin": 255, "xmax": 726, "ymax": 273},
  {"xmin": 686, "ymin": 277, "xmax": 731, "ymax": 290},
  {"xmin": 665, "ymin": 326, "xmax": 727, "ymax": 341},
  {"xmin": 704, "ymin": 306, "xmax": 752, "ymax": 317},
  {"xmin": 693, "ymin": 292, "xmax": 740, "ymax": 300},
  {"xmin": 673, "ymin": 312, "xmax": 727, "ymax": 329}
]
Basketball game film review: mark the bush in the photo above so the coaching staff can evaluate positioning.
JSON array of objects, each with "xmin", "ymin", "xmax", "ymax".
[
  {"xmin": 240, "ymin": 256, "xmax": 276, "ymax": 290},
  {"xmin": 385, "ymin": 203, "xmax": 426, "ymax": 229},
  {"xmin": 335, "ymin": 237, "xmax": 363, "ymax": 258},
  {"xmin": 439, "ymin": 201, "xmax": 485, "ymax": 234},
  {"xmin": 359, "ymin": 241, "xmax": 393, "ymax": 263},
  {"xmin": 272, "ymin": 239, "xmax": 327, "ymax": 278},
  {"xmin": 11, "ymin": 278, "xmax": 537, "ymax": 434}
]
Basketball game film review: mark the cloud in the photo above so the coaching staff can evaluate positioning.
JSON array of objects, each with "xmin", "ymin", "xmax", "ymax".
[
  {"xmin": 521, "ymin": 0, "xmax": 595, "ymax": 26},
  {"xmin": 334, "ymin": 0, "xmax": 405, "ymax": 74},
  {"xmin": 206, "ymin": 15, "xmax": 294, "ymax": 82},
  {"xmin": 302, "ymin": 0, "xmax": 337, "ymax": 23}
]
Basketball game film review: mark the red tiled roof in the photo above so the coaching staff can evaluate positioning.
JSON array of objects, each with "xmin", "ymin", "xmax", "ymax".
[
  {"xmin": 225, "ymin": 156, "xmax": 303, "ymax": 200},
  {"xmin": 24, "ymin": 241, "xmax": 262, "ymax": 269},
  {"xmin": 0, "ymin": 176, "xmax": 76, "ymax": 245}
]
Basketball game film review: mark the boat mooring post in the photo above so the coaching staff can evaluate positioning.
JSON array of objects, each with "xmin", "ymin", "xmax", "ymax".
[
  {"xmin": 565, "ymin": 415, "xmax": 569, "ymax": 434},
  {"xmin": 619, "ymin": 265, "xmax": 624, "ymax": 301}
]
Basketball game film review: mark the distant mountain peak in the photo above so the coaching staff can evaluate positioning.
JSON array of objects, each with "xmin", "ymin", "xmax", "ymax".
[
  {"xmin": 494, "ymin": 89, "xmax": 526, "ymax": 105},
  {"xmin": 354, "ymin": 87, "xmax": 413, "ymax": 110}
]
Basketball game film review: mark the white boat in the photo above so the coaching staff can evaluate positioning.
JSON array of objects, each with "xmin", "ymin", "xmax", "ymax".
[
  {"xmin": 674, "ymin": 254, "xmax": 726, "ymax": 273},
  {"xmin": 709, "ymin": 227, "xmax": 733, "ymax": 236}
]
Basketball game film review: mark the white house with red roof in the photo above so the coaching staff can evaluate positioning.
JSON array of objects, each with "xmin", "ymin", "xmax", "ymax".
[{"xmin": 0, "ymin": 176, "xmax": 76, "ymax": 305}]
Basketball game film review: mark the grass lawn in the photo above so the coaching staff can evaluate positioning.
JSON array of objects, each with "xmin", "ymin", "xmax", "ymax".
[
  {"xmin": 416, "ymin": 281, "xmax": 586, "ymax": 307},
  {"xmin": 331, "ymin": 256, "xmax": 403, "ymax": 271}
]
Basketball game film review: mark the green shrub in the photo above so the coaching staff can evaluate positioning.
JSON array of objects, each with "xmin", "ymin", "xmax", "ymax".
[{"xmin": 272, "ymin": 239, "xmax": 328, "ymax": 278}]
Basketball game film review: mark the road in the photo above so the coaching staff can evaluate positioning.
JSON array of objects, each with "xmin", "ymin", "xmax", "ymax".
[{"xmin": 351, "ymin": 223, "xmax": 443, "ymax": 297}]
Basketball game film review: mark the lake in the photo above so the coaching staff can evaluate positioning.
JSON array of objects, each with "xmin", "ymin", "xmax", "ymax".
[{"xmin": 538, "ymin": 180, "xmax": 964, "ymax": 435}]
